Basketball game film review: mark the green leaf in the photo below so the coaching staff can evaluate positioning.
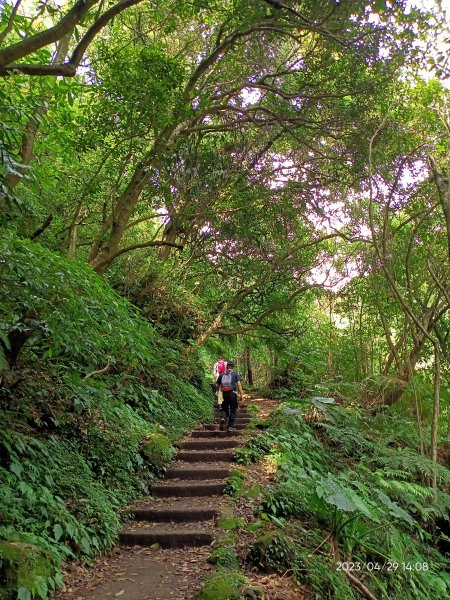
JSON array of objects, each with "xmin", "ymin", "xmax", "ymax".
[
  {"xmin": 81, "ymin": 536, "xmax": 91, "ymax": 554},
  {"xmin": 17, "ymin": 588, "xmax": 31, "ymax": 600},
  {"xmin": 0, "ymin": 346, "xmax": 9, "ymax": 370},
  {"xmin": 0, "ymin": 330, "xmax": 11, "ymax": 350},
  {"xmin": 311, "ymin": 397, "xmax": 335, "ymax": 404},
  {"xmin": 10, "ymin": 460, "xmax": 23, "ymax": 477},
  {"xmin": 374, "ymin": 488, "xmax": 414, "ymax": 525},
  {"xmin": 33, "ymin": 576, "xmax": 48, "ymax": 600},
  {"xmin": 53, "ymin": 523, "xmax": 64, "ymax": 541},
  {"xmin": 325, "ymin": 492, "xmax": 356, "ymax": 512},
  {"xmin": 347, "ymin": 489, "xmax": 379, "ymax": 521}
]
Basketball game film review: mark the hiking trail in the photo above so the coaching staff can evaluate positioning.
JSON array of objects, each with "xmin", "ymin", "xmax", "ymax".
[{"xmin": 55, "ymin": 400, "xmax": 258, "ymax": 599}]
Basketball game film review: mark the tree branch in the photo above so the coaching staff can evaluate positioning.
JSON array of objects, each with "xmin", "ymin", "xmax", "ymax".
[
  {"xmin": 0, "ymin": 0, "xmax": 145, "ymax": 77},
  {"xmin": 0, "ymin": 0, "xmax": 24, "ymax": 45},
  {"xmin": 83, "ymin": 363, "xmax": 110, "ymax": 379},
  {"xmin": 30, "ymin": 214, "xmax": 53, "ymax": 240},
  {"xmin": 109, "ymin": 239, "xmax": 184, "ymax": 261},
  {"xmin": 69, "ymin": 0, "xmax": 143, "ymax": 70},
  {"xmin": 0, "ymin": 0, "xmax": 98, "ymax": 68}
]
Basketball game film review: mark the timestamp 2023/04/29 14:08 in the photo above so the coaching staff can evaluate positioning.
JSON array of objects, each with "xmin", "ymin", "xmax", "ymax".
[{"xmin": 336, "ymin": 562, "xmax": 430, "ymax": 573}]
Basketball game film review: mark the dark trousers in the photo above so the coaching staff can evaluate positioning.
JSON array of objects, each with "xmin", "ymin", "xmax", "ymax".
[{"xmin": 221, "ymin": 391, "xmax": 238, "ymax": 427}]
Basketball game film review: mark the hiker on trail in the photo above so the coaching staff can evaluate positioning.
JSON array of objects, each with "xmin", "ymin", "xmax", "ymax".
[
  {"xmin": 216, "ymin": 361, "xmax": 243, "ymax": 431},
  {"xmin": 213, "ymin": 356, "xmax": 227, "ymax": 379},
  {"xmin": 213, "ymin": 356, "xmax": 227, "ymax": 406}
]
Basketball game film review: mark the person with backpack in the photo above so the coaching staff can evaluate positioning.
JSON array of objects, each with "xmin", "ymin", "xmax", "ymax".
[
  {"xmin": 216, "ymin": 361, "xmax": 243, "ymax": 431},
  {"xmin": 213, "ymin": 356, "xmax": 227, "ymax": 406},
  {"xmin": 214, "ymin": 356, "xmax": 227, "ymax": 379}
]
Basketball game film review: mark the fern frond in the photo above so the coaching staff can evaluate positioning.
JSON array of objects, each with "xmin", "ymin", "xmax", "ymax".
[{"xmin": 369, "ymin": 449, "xmax": 450, "ymax": 485}]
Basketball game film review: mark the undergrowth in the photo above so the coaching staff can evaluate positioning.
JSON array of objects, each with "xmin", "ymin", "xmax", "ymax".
[
  {"xmin": 0, "ymin": 234, "xmax": 212, "ymax": 599},
  {"xmin": 242, "ymin": 398, "xmax": 450, "ymax": 599}
]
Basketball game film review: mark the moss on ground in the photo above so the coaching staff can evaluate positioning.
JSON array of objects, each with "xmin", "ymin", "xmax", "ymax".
[
  {"xmin": 217, "ymin": 516, "xmax": 246, "ymax": 531},
  {"xmin": 208, "ymin": 546, "xmax": 239, "ymax": 569},
  {"xmin": 248, "ymin": 529, "xmax": 297, "ymax": 573},
  {"xmin": 0, "ymin": 542, "xmax": 53, "ymax": 600},
  {"xmin": 194, "ymin": 571, "xmax": 246, "ymax": 600}
]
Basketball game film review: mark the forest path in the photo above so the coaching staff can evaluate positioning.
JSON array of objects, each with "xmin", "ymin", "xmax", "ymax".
[{"xmin": 54, "ymin": 398, "xmax": 263, "ymax": 600}]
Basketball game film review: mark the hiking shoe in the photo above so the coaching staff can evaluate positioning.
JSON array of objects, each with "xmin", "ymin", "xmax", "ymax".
[
  {"xmin": 219, "ymin": 418, "xmax": 225, "ymax": 431},
  {"xmin": 227, "ymin": 426, "xmax": 237, "ymax": 432}
]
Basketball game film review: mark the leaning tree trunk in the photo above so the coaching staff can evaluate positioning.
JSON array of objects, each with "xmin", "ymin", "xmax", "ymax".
[
  {"xmin": 67, "ymin": 201, "xmax": 83, "ymax": 258},
  {"xmin": 88, "ymin": 123, "xmax": 186, "ymax": 274},
  {"xmin": 89, "ymin": 162, "xmax": 150, "ymax": 274}
]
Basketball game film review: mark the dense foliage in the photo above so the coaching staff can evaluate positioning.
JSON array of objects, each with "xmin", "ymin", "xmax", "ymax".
[
  {"xmin": 0, "ymin": 234, "xmax": 212, "ymax": 599},
  {"xmin": 238, "ymin": 398, "xmax": 450, "ymax": 599},
  {"xmin": 1, "ymin": 0, "xmax": 449, "ymax": 598}
]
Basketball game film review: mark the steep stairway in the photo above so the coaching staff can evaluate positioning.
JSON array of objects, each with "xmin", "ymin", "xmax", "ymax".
[{"xmin": 119, "ymin": 405, "xmax": 250, "ymax": 549}]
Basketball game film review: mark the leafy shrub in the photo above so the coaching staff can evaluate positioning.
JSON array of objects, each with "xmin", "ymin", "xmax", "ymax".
[
  {"xmin": 0, "ymin": 542, "xmax": 55, "ymax": 600},
  {"xmin": 307, "ymin": 555, "xmax": 359, "ymax": 600},
  {"xmin": 223, "ymin": 468, "xmax": 245, "ymax": 496},
  {"xmin": 142, "ymin": 433, "xmax": 175, "ymax": 474},
  {"xmin": 248, "ymin": 530, "xmax": 297, "ymax": 573}
]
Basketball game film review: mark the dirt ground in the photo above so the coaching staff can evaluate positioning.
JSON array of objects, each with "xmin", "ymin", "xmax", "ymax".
[{"xmin": 54, "ymin": 545, "xmax": 213, "ymax": 600}]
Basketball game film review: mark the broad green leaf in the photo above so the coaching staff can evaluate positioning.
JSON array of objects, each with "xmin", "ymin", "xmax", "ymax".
[
  {"xmin": 17, "ymin": 588, "xmax": 31, "ymax": 600},
  {"xmin": 53, "ymin": 523, "xmax": 64, "ymax": 541}
]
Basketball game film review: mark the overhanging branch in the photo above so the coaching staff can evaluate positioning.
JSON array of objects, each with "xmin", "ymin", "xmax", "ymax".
[
  {"xmin": 0, "ymin": 0, "xmax": 144, "ymax": 77},
  {"xmin": 0, "ymin": 0, "xmax": 98, "ymax": 68}
]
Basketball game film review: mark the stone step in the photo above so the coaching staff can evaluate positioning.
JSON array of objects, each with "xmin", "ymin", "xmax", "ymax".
[
  {"xmin": 213, "ymin": 418, "xmax": 249, "ymax": 423},
  {"xmin": 152, "ymin": 481, "xmax": 225, "ymax": 497},
  {"xmin": 166, "ymin": 467, "xmax": 230, "ymax": 480},
  {"xmin": 215, "ymin": 419, "xmax": 250, "ymax": 424},
  {"xmin": 190, "ymin": 430, "xmax": 242, "ymax": 438},
  {"xmin": 130, "ymin": 507, "xmax": 218, "ymax": 522},
  {"xmin": 181, "ymin": 439, "xmax": 240, "ymax": 450},
  {"xmin": 177, "ymin": 450, "xmax": 234, "ymax": 462},
  {"xmin": 214, "ymin": 413, "xmax": 250, "ymax": 419},
  {"xmin": 119, "ymin": 529, "xmax": 213, "ymax": 548},
  {"xmin": 215, "ymin": 408, "xmax": 249, "ymax": 414},
  {"xmin": 204, "ymin": 423, "xmax": 246, "ymax": 431}
]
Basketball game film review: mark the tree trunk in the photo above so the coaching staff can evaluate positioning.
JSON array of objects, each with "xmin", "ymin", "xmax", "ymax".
[
  {"xmin": 429, "ymin": 154, "xmax": 450, "ymax": 262},
  {"xmin": 88, "ymin": 123, "xmax": 187, "ymax": 274},
  {"xmin": 67, "ymin": 201, "xmax": 83, "ymax": 258},
  {"xmin": 89, "ymin": 162, "xmax": 150, "ymax": 273},
  {"xmin": 413, "ymin": 385, "xmax": 425, "ymax": 458},
  {"xmin": 246, "ymin": 347, "xmax": 254, "ymax": 386},
  {"xmin": 0, "ymin": 0, "xmax": 97, "ymax": 68},
  {"xmin": 431, "ymin": 344, "xmax": 441, "ymax": 489},
  {"xmin": 190, "ymin": 311, "xmax": 226, "ymax": 352},
  {"xmin": 1, "ymin": 309, "xmax": 39, "ymax": 367},
  {"xmin": 158, "ymin": 221, "xmax": 180, "ymax": 261}
]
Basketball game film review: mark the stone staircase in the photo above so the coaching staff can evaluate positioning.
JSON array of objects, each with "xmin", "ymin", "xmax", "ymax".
[{"xmin": 119, "ymin": 405, "xmax": 250, "ymax": 549}]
